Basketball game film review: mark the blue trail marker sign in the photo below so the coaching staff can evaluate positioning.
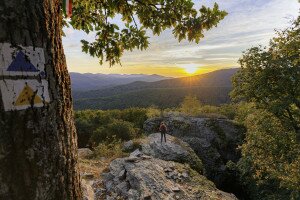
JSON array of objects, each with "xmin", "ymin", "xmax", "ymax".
[{"xmin": 0, "ymin": 43, "xmax": 50, "ymax": 111}]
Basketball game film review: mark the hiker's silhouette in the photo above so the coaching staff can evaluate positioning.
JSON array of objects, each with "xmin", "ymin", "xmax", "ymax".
[{"xmin": 159, "ymin": 122, "xmax": 167, "ymax": 143}]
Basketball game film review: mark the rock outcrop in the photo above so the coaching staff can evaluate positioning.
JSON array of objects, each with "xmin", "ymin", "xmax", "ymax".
[
  {"xmin": 81, "ymin": 127, "xmax": 241, "ymax": 200},
  {"xmin": 143, "ymin": 115, "xmax": 245, "ymax": 189},
  {"xmin": 78, "ymin": 148, "xmax": 94, "ymax": 159},
  {"xmin": 82, "ymin": 179, "xmax": 95, "ymax": 200},
  {"xmin": 103, "ymin": 155, "xmax": 237, "ymax": 200},
  {"xmin": 139, "ymin": 133, "xmax": 203, "ymax": 173}
]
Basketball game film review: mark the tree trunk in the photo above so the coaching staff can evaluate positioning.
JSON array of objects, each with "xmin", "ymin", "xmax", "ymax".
[{"xmin": 0, "ymin": 0, "xmax": 82, "ymax": 199}]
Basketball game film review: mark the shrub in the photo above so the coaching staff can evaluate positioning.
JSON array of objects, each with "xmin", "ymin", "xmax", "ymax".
[
  {"xmin": 237, "ymin": 110, "xmax": 300, "ymax": 199},
  {"xmin": 93, "ymin": 136, "xmax": 127, "ymax": 159},
  {"xmin": 219, "ymin": 104, "xmax": 237, "ymax": 120},
  {"xmin": 199, "ymin": 105, "xmax": 219, "ymax": 114},
  {"xmin": 120, "ymin": 108, "xmax": 148, "ymax": 129},
  {"xmin": 89, "ymin": 119, "xmax": 138, "ymax": 146},
  {"xmin": 146, "ymin": 106, "xmax": 162, "ymax": 118},
  {"xmin": 234, "ymin": 102, "xmax": 256, "ymax": 124},
  {"xmin": 106, "ymin": 119, "xmax": 138, "ymax": 141},
  {"xmin": 180, "ymin": 95, "xmax": 201, "ymax": 116},
  {"xmin": 89, "ymin": 127, "xmax": 106, "ymax": 146},
  {"xmin": 75, "ymin": 108, "xmax": 148, "ymax": 147},
  {"xmin": 75, "ymin": 110, "xmax": 102, "ymax": 148}
]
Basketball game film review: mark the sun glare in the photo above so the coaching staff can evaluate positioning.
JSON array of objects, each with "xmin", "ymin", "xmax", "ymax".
[{"xmin": 183, "ymin": 64, "xmax": 199, "ymax": 75}]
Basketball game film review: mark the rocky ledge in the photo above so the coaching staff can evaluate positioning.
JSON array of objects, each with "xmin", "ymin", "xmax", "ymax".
[
  {"xmin": 81, "ymin": 132, "xmax": 238, "ymax": 200},
  {"xmin": 143, "ymin": 115, "xmax": 245, "ymax": 189},
  {"xmin": 102, "ymin": 154, "xmax": 238, "ymax": 200},
  {"xmin": 138, "ymin": 133, "xmax": 203, "ymax": 173}
]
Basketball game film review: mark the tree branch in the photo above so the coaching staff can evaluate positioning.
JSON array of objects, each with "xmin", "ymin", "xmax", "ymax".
[{"xmin": 126, "ymin": 0, "xmax": 138, "ymax": 28}]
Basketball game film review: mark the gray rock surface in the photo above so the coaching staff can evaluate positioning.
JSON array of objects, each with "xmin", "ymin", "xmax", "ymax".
[
  {"xmin": 143, "ymin": 116, "xmax": 245, "ymax": 187},
  {"xmin": 81, "ymin": 123, "xmax": 243, "ymax": 199},
  {"xmin": 122, "ymin": 140, "xmax": 134, "ymax": 152},
  {"xmin": 78, "ymin": 148, "xmax": 93, "ymax": 159},
  {"xmin": 82, "ymin": 179, "xmax": 95, "ymax": 200},
  {"xmin": 140, "ymin": 133, "xmax": 203, "ymax": 173},
  {"xmin": 130, "ymin": 149, "xmax": 143, "ymax": 158},
  {"xmin": 102, "ymin": 156, "xmax": 238, "ymax": 200}
]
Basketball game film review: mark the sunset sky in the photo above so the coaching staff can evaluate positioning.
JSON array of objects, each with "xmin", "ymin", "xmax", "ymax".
[{"xmin": 63, "ymin": 0, "xmax": 300, "ymax": 77}]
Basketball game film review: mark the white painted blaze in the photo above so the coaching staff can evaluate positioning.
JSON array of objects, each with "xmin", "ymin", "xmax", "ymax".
[
  {"xmin": 0, "ymin": 43, "xmax": 46, "ymax": 76},
  {"xmin": 0, "ymin": 79, "xmax": 50, "ymax": 111}
]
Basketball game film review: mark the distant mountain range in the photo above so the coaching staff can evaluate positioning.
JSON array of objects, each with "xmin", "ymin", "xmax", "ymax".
[
  {"xmin": 70, "ymin": 73, "xmax": 170, "ymax": 91},
  {"xmin": 72, "ymin": 68, "xmax": 239, "ymax": 110}
]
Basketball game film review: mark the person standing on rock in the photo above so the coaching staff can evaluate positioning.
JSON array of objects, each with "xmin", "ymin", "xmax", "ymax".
[{"xmin": 159, "ymin": 122, "xmax": 168, "ymax": 143}]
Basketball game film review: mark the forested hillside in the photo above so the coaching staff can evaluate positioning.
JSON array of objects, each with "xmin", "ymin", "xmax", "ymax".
[
  {"xmin": 73, "ymin": 68, "xmax": 238, "ymax": 110},
  {"xmin": 71, "ymin": 73, "xmax": 169, "ymax": 91}
]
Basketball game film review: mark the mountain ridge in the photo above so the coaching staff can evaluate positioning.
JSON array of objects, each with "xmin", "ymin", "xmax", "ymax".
[
  {"xmin": 70, "ymin": 72, "xmax": 171, "ymax": 91},
  {"xmin": 73, "ymin": 68, "xmax": 239, "ymax": 110},
  {"xmin": 73, "ymin": 68, "xmax": 239, "ymax": 100}
]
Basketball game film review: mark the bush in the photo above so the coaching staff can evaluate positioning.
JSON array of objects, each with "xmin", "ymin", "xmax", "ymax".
[
  {"xmin": 75, "ymin": 110, "xmax": 107, "ymax": 148},
  {"xmin": 119, "ymin": 108, "xmax": 148, "ymax": 129},
  {"xmin": 234, "ymin": 102, "xmax": 256, "ymax": 124},
  {"xmin": 89, "ymin": 119, "xmax": 138, "ymax": 146},
  {"xmin": 237, "ymin": 110, "xmax": 300, "ymax": 199},
  {"xmin": 179, "ymin": 96, "xmax": 236, "ymax": 119},
  {"xmin": 198, "ymin": 105, "xmax": 219, "ymax": 114},
  {"xmin": 93, "ymin": 136, "xmax": 127, "ymax": 159},
  {"xmin": 180, "ymin": 95, "xmax": 201, "ymax": 116},
  {"xmin": 75, "ymin": 108, "xmax": 148, "ymax": 147},
  {"xmin": 219, "ymin": 104, "xmax": 237, "ymax": 120},
  {"xmin": 106, "ymin": 119, "xmax": 138, "ymax": 141},
  {"xmin": 146, "ymin": 106, "xmax": 162, "ymax": 118}
]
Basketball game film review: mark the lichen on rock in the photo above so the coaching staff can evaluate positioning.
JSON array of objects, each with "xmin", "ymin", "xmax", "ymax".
[
  {"xmin": 139, "ymin": 133, "xmax": 203, "ymax": 173},
  {"xmin": 102, "ymin": 156, "xmax": 237, "ymax": 200},
  {"xmin": 143, "ymin": 115, "xmax": 245, "ymax": 190}
]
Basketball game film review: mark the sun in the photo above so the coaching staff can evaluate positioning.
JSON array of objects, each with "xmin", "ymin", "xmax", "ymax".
[
  {"xmin": 185, "ymin": 66, "xmax": 198, "ymax": 74},
  {"xmin": 183, "ymin": 64, "xmax": 199, "ymax": 75}
]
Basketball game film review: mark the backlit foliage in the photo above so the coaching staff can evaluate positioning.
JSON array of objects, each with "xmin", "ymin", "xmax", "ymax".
[
  {"xmin": 231, "ymin": 17, "xmax": 300, "ymax": 139},
  {"xmin": 180, "ymin": 95, "xmax": 201, "ymax": 115},
  {"xmin": 238, "ymin": 110, "xmax": 300, "ymax": 199},
  {"xmin": 69, "ymin": 0, "xmax": 227, "ymax": 65},
  {"xmin": 232, "ymin": 16, "xmax": 300, "ymax": 199}
]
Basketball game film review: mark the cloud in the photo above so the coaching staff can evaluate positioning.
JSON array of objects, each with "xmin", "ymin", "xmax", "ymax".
[{"xmin": 63, "ymin": 0, "xmax": 300, "ymax": 75}]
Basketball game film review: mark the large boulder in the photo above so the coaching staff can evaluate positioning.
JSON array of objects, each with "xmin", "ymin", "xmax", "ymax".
[
  {"xmin": 143, "ymin": 115, "xmax": 245, "ymax": 190},
  {"xmin": 102, "ymin": 155, "xmax": 238, "ymax": 200},
  {"xmin": 139, "ymin": 133, "xmax": 203, "ymax": 173},
  {"xmin": 78, "ymin": 148, "xmax": 93, "ymax": 159}
]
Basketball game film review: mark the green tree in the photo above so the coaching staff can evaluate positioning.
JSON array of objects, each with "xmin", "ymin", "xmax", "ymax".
[
  {"xmin": 237, "ymin": 110, "xmax": 300, "ymax": 199},
  {"xmin": 71, "ymin": 0, "xmax": 227, "ymax": 65},
  {"xmin": 231, "ymin": 14, "xmax": 300, "ymax": 199},
  {"xmin": 180, "ymin": 95, "xmax": 201, "ymax": 115},
  {"xmin": 75, "ymin": 108, "xmax": 147, "ymax": 147},
  {"xmin": 0, "ymin": 1, "xmax": 226, "ymax": 199},
  {"xmin": 75, "ymin": 110, "xmax": 114, "ymax": 147},
  {"xmin": 90, "ymin": 119, "xmax": 137, "ymax": 145},
  {"xmin": 231, "ymin": 16, "xmax": 300, "ymax": 140}
]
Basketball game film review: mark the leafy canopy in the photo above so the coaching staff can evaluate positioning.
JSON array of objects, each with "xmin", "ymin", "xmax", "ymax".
[
  {"xmin": 230, "ymin": 14, "xmax": 300, "ymax": 198},
  {"xmin": 237, "ymin": 109, "xmax": 300, "ymax": 199},
  {"xmin": 75, "ymin": 108, "xmax": 148, "ymax": 147},
  {"xmin": 231, "ymin": 16, "xmax": 300, "ymax": 137},
  {"xmin": 68, "ymin": 0, "xmax": 227, "ymax": 65}
]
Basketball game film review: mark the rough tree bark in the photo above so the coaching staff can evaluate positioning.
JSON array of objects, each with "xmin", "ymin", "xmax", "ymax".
[{"xmin": 0, "ymin": 0, "xmax": 82, "ymax": 199}]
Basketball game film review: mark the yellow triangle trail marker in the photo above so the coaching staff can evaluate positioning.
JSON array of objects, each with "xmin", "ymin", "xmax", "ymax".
[
  {"xmin": 15, "ymin": 84, "xmax": 42, "ymax": 106},
  {"xmin": 0, "ymin": 79, "xmax": 50, "ymax": 111}
]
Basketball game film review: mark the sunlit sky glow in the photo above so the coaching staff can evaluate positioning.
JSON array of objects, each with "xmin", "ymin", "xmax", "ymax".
[{"xmin": 63, "ymin": 0, "xmax": 299, "ymax": 77}]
